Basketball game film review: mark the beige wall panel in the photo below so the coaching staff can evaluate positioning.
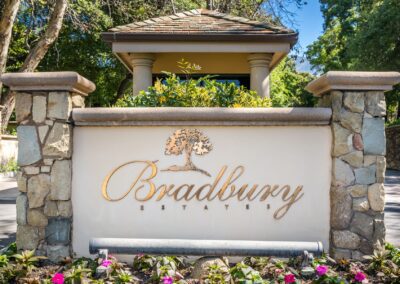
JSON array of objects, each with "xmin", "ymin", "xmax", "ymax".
[
  {"xmin": 153, "ymin": 53, "xmax": 250, "ymax": 74},
  {"xmin": 72, "ymin": 126, "xmax": 331, "ymax": 256}
]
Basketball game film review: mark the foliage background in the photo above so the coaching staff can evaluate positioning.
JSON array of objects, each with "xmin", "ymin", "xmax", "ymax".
[
  {"xmin": 2, "ymin": 0, "xmax": 313, "ymax": 109},
  {"xmin": 306, "ymin": 0, "xmax": 400, "ymax": 121},
  {"xmin": 4, "ymin": 0, "xmax": 399, "ymax": 114}
]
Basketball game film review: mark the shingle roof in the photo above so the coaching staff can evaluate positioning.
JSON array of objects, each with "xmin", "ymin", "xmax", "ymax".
[{"xmin": 102, "ymin": 9, "xmax": 297, "ymax": 43}]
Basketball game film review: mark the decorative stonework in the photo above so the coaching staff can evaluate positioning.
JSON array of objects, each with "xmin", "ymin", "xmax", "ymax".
[
  {"xmin": 328, "ymin": 92, "xmax": 386, "ymax": 258},
  {"xmin": 307, "ymin": 71, "xmax": 400, "ymax": 259},
  {"xmin": 1, "ymin": 72, "xmax": 95, "ymax": 261}
]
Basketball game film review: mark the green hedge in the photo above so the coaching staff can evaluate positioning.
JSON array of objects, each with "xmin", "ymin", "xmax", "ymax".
[{"xmin": 115, "ymin": 73, "xmax": 271, "ymax": 108}]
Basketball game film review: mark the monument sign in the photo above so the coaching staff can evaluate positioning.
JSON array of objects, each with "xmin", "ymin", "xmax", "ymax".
[{"xmin": 72, "ymin": 125, "xmax": 331, "ymax": 256}]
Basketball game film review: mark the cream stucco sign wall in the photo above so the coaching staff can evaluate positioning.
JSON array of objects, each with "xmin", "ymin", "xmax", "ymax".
[
  {"xmin": 2, "ymin": 71, "xmax": 396, "ymax": 261},
  {"xmin": 72, "ymin": 125, "xmax": 331, "ymax": 256}
]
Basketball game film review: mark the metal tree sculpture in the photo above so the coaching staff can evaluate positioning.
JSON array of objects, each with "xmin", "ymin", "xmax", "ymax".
[{"xmin": 163, "ymin": 129, "xmax": 212, "ymax": 176}]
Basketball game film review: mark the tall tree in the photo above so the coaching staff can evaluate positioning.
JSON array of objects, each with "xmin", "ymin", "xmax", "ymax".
[
  {"xmin": 0, "ymin": 0, "xmax": 67, "ymax": 131},
  {"xmin": 0, "ymin": 0, "xmax": 20, "ymax": 93},
  {"xmin": 20, "ymin": 0, "xmax": 67, "ymax": 72},
  {"xmin": 306, "ymin": 0, "xmax": 400, "ymax": 119},
  {"xmin": 349, "ymin": 0, "xmax": 400, "ymax": 119},
  {"xmin": 307, "ymin": 0, "xmax": 361, "ymax": 72},
  {"xmin": 348, "ymin": 0, "xmax": 400, "ymax": 71}
]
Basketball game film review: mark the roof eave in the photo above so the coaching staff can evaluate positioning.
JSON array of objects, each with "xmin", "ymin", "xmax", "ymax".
[{"xmin": 101, "ymin": 32, "xmax": 298, "ymax": 46}]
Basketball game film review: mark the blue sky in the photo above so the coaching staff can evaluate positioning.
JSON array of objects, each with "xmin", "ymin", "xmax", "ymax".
[{"xmin": 282, "ymin": 1, "xmax": 324, "ymax": 72}]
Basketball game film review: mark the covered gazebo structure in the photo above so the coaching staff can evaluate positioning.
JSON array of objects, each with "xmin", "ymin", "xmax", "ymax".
[{"xmin": 102, "ymin": 9, "xmax": 297, "ymax": 98}]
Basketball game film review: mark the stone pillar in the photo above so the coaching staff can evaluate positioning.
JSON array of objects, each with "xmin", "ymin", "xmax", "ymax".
[
  {"xmin": 306, "ymin": 71, "xmax": 400, "ymax": 259},
  {"xmin": 131, "ymin": 53, "xmax": 155, "ymax": 96},
  {"xmin": 0, "ymin": 72, "xmax": 95, "ymax": 261},
  {"xmin": 247, "ymin": 53, "xmax": 273, "ymax": 98}
]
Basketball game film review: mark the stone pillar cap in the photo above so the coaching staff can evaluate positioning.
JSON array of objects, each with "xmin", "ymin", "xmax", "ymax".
[
  {"xmin": 306, "ymin": 71, "xmax": 400, "ymax": 96},
  {"xmin": 0, "ymin": 71, "xmax": 96, "ymax": 96}
]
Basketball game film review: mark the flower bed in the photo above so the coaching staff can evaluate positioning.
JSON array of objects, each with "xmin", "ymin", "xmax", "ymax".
[{"xmin": 0, "ymin": 243, "xmax": 399, "ymax": 283}]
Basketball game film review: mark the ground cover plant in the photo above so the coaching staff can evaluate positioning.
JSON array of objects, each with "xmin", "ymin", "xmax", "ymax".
[
  {"xmin": 0, "ymin": 158, "xmax": 18, "ymax": 174},
  {"xmin": 0, "ymin": 242, "xmax": 399, "ymax": 283}
]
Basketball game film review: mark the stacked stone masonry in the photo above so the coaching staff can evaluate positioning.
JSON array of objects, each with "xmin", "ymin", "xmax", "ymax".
[
  {"xmin": 15, "ymin": 91, "xmax": 85, "ymax": 262},
  {"xmin": 386, "ymin": 125, "xmax": 400, "ymax": 170},
  {"xmin": 319, "ymin": 91, "xmax": 387, "ymax": 259}
]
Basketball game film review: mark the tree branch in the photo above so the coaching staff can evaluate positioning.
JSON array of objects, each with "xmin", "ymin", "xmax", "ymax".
[
  {"xmin": 20, "ymin": 0, "xmax": 67, "ymax": 72},
  {"xmin": 1, "ymin": 0, "xmax": 67, "ymax": 133},
  {"xmin": 0, "ymin": 0, "xmax": 21, "ymax": 93},
  {"xmin": 111, "ymin": 73, "xmax": 132, "ymax": 105},
  {"xmin": 170, "ymin": 0, "xmax": 176, "ymax": 13}
]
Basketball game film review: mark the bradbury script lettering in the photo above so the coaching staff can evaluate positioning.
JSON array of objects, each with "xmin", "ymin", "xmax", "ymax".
[{"xmin": 101, "ymin": 160, "xmax": 304, "ymax": 220}]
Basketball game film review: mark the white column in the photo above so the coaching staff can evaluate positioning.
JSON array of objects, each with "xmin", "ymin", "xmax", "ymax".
[
  {"xmin": 131, "ymin": 53, "xmax": 155, "ymax": 96},
  {"xmin": 247, "ymin": 53, "xmax": 273, "ymax": 98}
]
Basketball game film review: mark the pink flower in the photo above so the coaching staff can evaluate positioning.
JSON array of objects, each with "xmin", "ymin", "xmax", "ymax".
[
  {"xmin": 355, "ymin": 271, "xmax": 367, "ymax": 282},
  {"xmin": 51, "ymin": 273, "xmax": 64, "ymax": 284},
  {"xmin": 274, "ymin": 268, "xmax": 284, "ymax": 275},
  {"xmin": 162, "ymin": 276, "xmax": 174, "ymax": 284},
  {"xmin": 101, "ymin": 259, "xmax": 112, "ymax": 267},
  {"xmin": 284, "ymin": 273, "xmax": 296, "ymax": 284},
  {"xmin": 316, "ymin": 265, "xmax": 328, "ymax": 276}
]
